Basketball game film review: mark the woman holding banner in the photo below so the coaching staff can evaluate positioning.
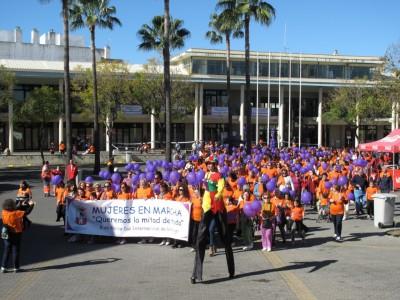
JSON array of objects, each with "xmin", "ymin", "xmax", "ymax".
[{"xmin": 191, "ymin": 156, "xmax": 235, "ymax": 284}]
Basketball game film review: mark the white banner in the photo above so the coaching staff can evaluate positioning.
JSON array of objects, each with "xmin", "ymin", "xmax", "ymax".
[
  {"xmin": 65, "ymin": 198, "xmax": 191, "ymax": 241},
  {"xmin": 251, "ymin": 107, "xmax": 269, "ymax": 117}
]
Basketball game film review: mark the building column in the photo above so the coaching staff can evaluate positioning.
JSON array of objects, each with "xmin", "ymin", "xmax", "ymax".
[
  {"xmin": 105, "ymin": 115, "xmax": 110, "ymax": 152},
  {"xmin": 278, "ymin": 86, "xmax": 284, "ymax": 147},
  {"xmin": 318, "ymin": 88, "xmax": 323, "ymax": 147},
  {"xmin": 240, "ymin": 85, "xmax": 245, "ymax": 141},
  {"xmin": 8, "ymin": 101, "xmax": 13, "ymax": 154},
  {"xmin": 58, "ymin": 79, "xmax": 64, "ymax": 146},
  {"xmin": 151, "ymin": 108, "xmax": 156, "ymax": 149},
  {"xmin": 199, "ymin": 84, "xmax": 204, "ymax": 142},
  {"xmin": 194, "ymin": 84, "xmax": 199, "ymax": 142},
  {"xmin": 396, "ymin": 102, "xmax": 399, "ymax": 129}
]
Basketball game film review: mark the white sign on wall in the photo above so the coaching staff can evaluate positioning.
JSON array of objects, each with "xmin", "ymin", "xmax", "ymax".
[{"xmin": 120, "ymin": 105, "xmax": 143, "ymax": 115}]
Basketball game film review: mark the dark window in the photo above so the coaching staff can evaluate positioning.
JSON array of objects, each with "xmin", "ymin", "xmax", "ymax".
[
  {"xmin": 204, "ymin": 90, "xmax": 228, "ymax": 115},
  {"xmin": 192, "ymin": 59, "xmax": 207, "ymax": 74},
  {"xmin": 232, "ymin": 61, "xmax": 246, "ymax": 76},
  {"xmin": 207, "ymin": 60, "xmax": 225, "ymax": 75}
]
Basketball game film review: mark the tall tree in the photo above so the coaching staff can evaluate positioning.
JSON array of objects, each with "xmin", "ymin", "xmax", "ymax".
[
  {"xmin": 324, "ymin": 83, "xmax": 391, "ymax": 146},
  {"xmin": 40, "ymin": 0, "xmax": 73, "ymax": 161},
  {"xmin": 206, "ymin": 9, "xmax": 243, "ymax": 151},
  {"xmin": 72, "ymin": 61, "xmax": 133, "ymax": 159},
  {"xmin": 131, "ymin": 60, "xmax": 194, "ymax": 140},
  {"xmin": 137, "ymin": 12, "xmax": 190, "ymax": 161},
  {"xmin": 219, "ymin": 0, "xmax": 275, "ymax": 152},
  {"xmin": 16, "ymin": 86, "xmax": 60, "ymax": 163},
  {"xmin": 70, "ymin": 0, "xmax": 121, "ymax": 173}
]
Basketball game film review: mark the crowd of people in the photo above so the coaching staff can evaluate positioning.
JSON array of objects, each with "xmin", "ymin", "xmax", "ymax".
[{"xmin": 2, "ymin": 142, "xmax": 395, "ymax": 276}]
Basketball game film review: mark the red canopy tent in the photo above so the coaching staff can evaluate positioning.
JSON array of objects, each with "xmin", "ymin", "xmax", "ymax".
[{"xmin": 359, "ymin": 129, "xmax": 400, "ymax": 153}]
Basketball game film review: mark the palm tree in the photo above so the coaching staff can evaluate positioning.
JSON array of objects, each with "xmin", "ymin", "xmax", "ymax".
[
  {"xmin": 218, "ymin": 0, "xmax": 275, "ymax": 153},
  {"xmin": 40, "ymin": 0, "xmax": 73, "ymax": 161},
  {"xmin": 70, "ymin": 0, "xmax": 121, "ymax": 173},
  {"xmin": 137, "ymin": 13, "xmax": 190, "ymax": 161},
  {"xmin": 206, "ymin": 10, "xmax": 243, "ymax": 151}
]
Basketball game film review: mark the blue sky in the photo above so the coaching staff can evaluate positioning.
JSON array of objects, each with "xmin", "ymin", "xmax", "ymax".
[{"xmin": 1, "ymin": 0, "xmax": 400, "ymax": 63}]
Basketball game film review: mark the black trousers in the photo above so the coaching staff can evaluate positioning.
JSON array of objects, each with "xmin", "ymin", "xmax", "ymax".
[
  {"xmin": 331, "ymin": 214, "xmax": 343, "ymax": 237},
  {"xmin": 366, "ymin": 201, "xmax": 374, "ymax": 217},
  {"xmin": 189, "ymin": 219, "xmax": 200, "ymax": 248},
  {"xmin": 1, "ymin": 232, "xmax": 22, "ymax": 269},
  {"xmin": 192, "ymin": 210, "xmax": 235, "ymax": 281}
]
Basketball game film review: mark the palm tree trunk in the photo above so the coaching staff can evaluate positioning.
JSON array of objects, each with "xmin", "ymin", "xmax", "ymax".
[
  {"xmin": 244, "ymin": 15, "xmax": 252, "ymax": 154},
  {"xmin": 226, "ymin": 33, "xmax": 232, "ymax": 153},
  {"xmin": 164, "ymin": 0, "xmax": 172, "ymax": 162},
  {"xmin": 90, "ymin": 26, "xmax": 100, "ymax": 173},
  {"xmin": 62, "ymin": 0, "xmax": 72, "ymax": 161}
]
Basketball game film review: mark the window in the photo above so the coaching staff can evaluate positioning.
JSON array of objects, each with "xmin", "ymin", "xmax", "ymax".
[
  {"xmin": 302, "ymin": 64, "xmax": 318, "ymax": 78},
  {"xmin": 207, "ymin": 60, "xmax": 225, "ymax": 75},
  {"xmin": 232, "ymin": 61, "xmax": 245, "ymax": 76},
  {"xmin": 327, "ymin": 65, "xmax": 344, "ymax": 79},
  {"xmin": 204, "ymin": 90, "xmax": 228, "ymax": 114},
  {"xmin": 192, "ymin": 59, "xmax": 207, "ymax": 74},
  {"xmin": 349, "ymin": 66, "xmax": 374, "ymax": 80},
  {"xmin": 359, "ymin": 125, "xmax": 377, "ymax": 143}
]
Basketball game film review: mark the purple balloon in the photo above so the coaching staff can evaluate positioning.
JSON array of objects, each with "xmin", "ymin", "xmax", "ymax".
[
  {"xmin": 133, "ymin": 163, "xmax": 141, "ymax": 171},
  {"xmin": 112, "ymin": 183, "xmax": 121, "ymax": 193},
  {"xmin": 348, "ymin": 192, "xmax": 355, "ymax": 201},
  {"xmin": 146, "ymin": 171, "xmax": 155, "ymax": 182},
  {"xmin": 330, "ymin": 178, "xmax": 338, "ymax": 186},
  {"xmin": 289, "ymin": 190, "xmax": 297, "ymax": 199},
  {"xmin": 169, "ymin": 171, "xmax": 180, "ymax": 185},
  {"xmin": 325, "ymin": 181, "xmax": 333, "ymax": 189},
  {"xmin": 99, "ymin": 170, "xmax": 105, "ymax": 178},
  {"xmin": 125, "ymin": 163, "xmax": 133, "ymax": 171},
  {"xmin": 162, "ymin": 171, "xmax": 170, "ymax": 182},
  {"xmin": 153, "ymin": 183, "xmax": 160, "ymax": 195},
  {"xmin": 250, "ymin": 200, "xmax": 262, "ymax": 213},
  {"xmin": 132, "ymin": 174, "xmax": 140, "ymax": 185},
  {"xmin": 337, "ymin": 176, "xmax": 348, "ymax": 187},
  {"xmin": 103, "ymin": 171, "xmax": 112, "ymax": 180},
  {"xmin": 301, "ymin": 191, "xmax": 312, "ymax": 205},
  {"xmin": 85, "ymin": 176, "xmax": 94, "ymax": 184},
  {"xmin": 52, "ymin": 175, "xmax": 63, "ymax": 185},
  {"xmin": 261, "ymin": 174, "xmax": 269, "ymax": 183},
  {"xmin": 139, "ymin": 173, "xmax": 146, "ymax": 181},
  {"xmin": 196, "ymin": 170, "xmax": 205, "ymax": 183},
  {"xmin": 322, "ymin": 162, "xmax": 328, "ymax": 170},
  {"xmin": 186, "ymin": 172, "xmax": 197, "ymax": 186},
  {"xmin": 237, "ymin": 177, "xmax": 247, "ymax": 187},
  {"xmin": 266, "ymin": 180, "xmax": 276, "ymax": 192},
  {"xmin": 111, "ymin": 173, "xmax": 121, "ymax": 184},
  {"xmin": 243, "ymin": 203, "xmax": 257, "ymax": 218}
]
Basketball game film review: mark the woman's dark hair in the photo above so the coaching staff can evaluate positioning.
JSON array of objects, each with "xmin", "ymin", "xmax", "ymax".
[
  {"xmin": 2, "ymin": 198, "xmax": 16, "ymax": 211},
  {"xmin": 178, "ymin": 183, "xmax": 190, "ymax": 198},
  {"xmin": 20, "ymin": 180, "xmax": 29, "ymax": 189}
]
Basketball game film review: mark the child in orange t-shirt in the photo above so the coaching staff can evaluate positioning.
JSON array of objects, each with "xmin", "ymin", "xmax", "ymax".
[
  {"xmin": 189, "ymin": 188, "xmax": 202, "ymax": 251},
  {"xmin": 366, "ymin": 181, "xmax": 378, "ymax": 219},
  {"xmin": 291, "ymin": 199, "xmax": 306, "ymax": 242}
]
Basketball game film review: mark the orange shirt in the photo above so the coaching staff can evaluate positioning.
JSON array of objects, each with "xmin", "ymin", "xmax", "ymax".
[
  {"xmin": 291, "ymin": 207, "xmax": 304, "ymax": 221},
  {"xmin": 55, "ymin": 186, "xmax": 66, "ymax": 204},
  {"xmin": 101, "ymin": 190, "xmax": 116, "ymax": 200},
  {"xmin": 17, "ymin": 187, "xmax": 31, "ymax": 198},
  {"xmin": 117, "ymin": 192, "xmax": 131, "ymax": 200},
  {"xmin": 366, "ymin": 186, "xmax": 379, "ymax": 201},
  {"xmin": 159, "ymin": 192, "xmax": 173, "ymax": 200},
  {"xmin": 330, "ymin": 192, "xmax": 346, "ymax": 215},
  {"xmin": 191, "ymin": 195, "xmax": 202, "ymax": 222},
  {"xmin": 135, "ymin": 187, "xmax": 154, "ymax": 199},
  {"xmin": 264, "ymin": 168, "xmax": 278, "ymax": 179},
  {"xmin": 2, "ymin": 210, "xmax": 25, "ymax": 233}
]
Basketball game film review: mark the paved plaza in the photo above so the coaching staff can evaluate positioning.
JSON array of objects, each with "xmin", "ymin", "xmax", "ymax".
[{"xmin": 1, "ymin": 168, "xmax": 400, "ymax": 300}]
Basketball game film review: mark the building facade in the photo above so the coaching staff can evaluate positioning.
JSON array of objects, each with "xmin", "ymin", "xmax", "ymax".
[{"xmin": 0, "ymin": 27, "xmax": 393, "ymax": 152}]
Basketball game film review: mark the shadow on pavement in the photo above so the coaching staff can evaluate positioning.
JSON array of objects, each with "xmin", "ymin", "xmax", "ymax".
[
  {"xmin": 0, "ymin": 222, "xmax": 120, "ymax": 268},
  {"xmin": 25, "ymin": 258, "xmax": 121, "ymax": 272},
  {"xmin": 202, "ymin": 259, "xmax": 338, "ymax": 284}
]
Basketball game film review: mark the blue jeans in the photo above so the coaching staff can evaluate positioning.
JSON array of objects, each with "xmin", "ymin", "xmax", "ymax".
[
  {"xmin": 354, "ymin": 189, "xmax": 365, "ymax": 215},
  {"xmin": 209, "ymin": 215, "xmax": 218, "ymax": 246},
  {"xmin": 1, "ymin": 232, "xmax": 21, "ymax": 269}
]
